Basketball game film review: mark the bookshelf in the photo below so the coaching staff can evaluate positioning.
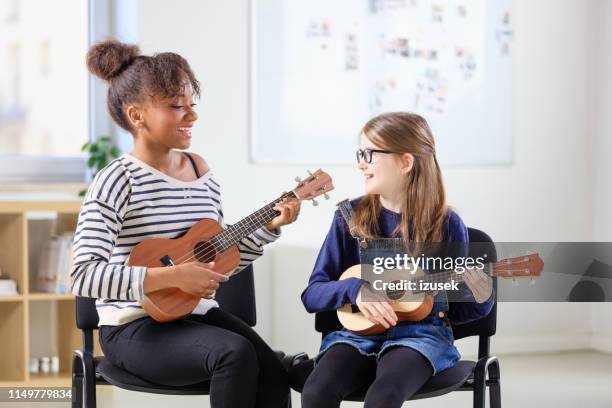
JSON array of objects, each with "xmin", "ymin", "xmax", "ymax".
[{"xmin": 0, "ymin": 199, "xmax": 103, "ymax": 387}]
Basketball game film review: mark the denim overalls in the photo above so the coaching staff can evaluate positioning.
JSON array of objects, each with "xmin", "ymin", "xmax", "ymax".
[{"xmin": 316, "ymin": 200, "xmax": 461, "ymax": 376}]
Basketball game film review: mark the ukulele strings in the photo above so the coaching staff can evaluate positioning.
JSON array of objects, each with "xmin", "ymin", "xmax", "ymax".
[
  {"xmin": 171, "ymin": 205, "xmax": 277, "ymax": 265},
  {"xmin": 171, "ymin": 177, "xmax": 326, "ymax": 266},
  {"xmin": 164, "ymin": 196, "xmax": 286, "ymax": 267}
]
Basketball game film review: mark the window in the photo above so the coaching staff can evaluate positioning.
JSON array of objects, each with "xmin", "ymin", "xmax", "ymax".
[{"xmin": 0, "ymin": 0, "xmax": 138, "ymax": 183}]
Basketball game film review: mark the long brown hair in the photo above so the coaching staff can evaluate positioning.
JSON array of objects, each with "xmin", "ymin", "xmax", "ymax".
[{"xmin": 353, "ymin": 112, "xmax": 448, "ymax": 247}]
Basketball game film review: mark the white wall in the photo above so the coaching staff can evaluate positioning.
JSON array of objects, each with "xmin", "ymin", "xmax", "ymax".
[
  {"xmin": 590, "ymin": 0, "xmax": 612, "ymax": 351},
  {"xmin": 137, "ymin": 0, "xmax": 611, "ymax": 356}
]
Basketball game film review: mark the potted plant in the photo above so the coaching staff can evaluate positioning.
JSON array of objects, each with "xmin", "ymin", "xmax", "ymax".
[{"xmin": 79, "ymin": 136, "xmax": 120, "ymax": 197}]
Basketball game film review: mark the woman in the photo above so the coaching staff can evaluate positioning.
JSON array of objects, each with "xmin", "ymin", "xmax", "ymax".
[{"xmin": 71, "ymin": 39, "xmax": 300, "ymax": 408}]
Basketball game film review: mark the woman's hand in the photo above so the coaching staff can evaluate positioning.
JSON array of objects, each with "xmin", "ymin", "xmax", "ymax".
[
  {"xmin": 463, "ymin": 266, "xmax": 493, "ymax": 303},
  {"xmin": 173, "ymin": 261, "xmax": 229, "ymax": 299},
  {"xmin": 355, "ymin": 283, "xmax": 398, "ymax": 329},
  {"xmin": 265, "ymin": 194, "xmax": 301, "ymax": 232}
]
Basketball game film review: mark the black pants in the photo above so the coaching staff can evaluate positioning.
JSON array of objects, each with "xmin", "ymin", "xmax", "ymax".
[
  {"xmin": 302, "ymin": 343, "xmax": 433, "ymax": 408},
  {"xmin": 98, "ymin": 308, "xmax": 289, "ymax": 408}
]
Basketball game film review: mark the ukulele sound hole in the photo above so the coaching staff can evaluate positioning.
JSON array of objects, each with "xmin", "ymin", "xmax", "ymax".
[
  {"xmin": 193, "ymin": 241, "xmax": 217, "ymax": 263},
  {"xmin": 386, "ymin": 280, "xmax": 405, "ymax": 301}
]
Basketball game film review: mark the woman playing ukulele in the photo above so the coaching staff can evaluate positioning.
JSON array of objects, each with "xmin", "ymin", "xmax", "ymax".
[{"xmin": 71, "ymin": 39, "xmax": 300, "ymax": 408}]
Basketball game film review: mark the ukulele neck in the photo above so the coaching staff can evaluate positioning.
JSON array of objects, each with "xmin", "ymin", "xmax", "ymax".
[
  {"xmin": 211, "ymin": 191, "xmax": 297, "ymax": 251},
  {"xmin": 416, "ymin": 263, "xmax": 495, "ymax": 288}
]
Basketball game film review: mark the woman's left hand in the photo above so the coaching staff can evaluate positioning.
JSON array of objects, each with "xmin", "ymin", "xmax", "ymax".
[
  {"xmin": 265, "ymin": 194, "xmax": 301, "ymax": 232},
  {"xmin": 463, "ymin": 267, "xmax": 493, "ymax": 303}
]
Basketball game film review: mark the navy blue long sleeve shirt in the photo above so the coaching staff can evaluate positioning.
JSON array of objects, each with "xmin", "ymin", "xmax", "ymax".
[{"xmin": 301, "ymin": 199, "xmax": 495, "ymax": 325}]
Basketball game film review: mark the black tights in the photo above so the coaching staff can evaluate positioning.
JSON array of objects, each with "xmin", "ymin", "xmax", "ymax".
[
  {"xmin": 302, "ymin": 344, "xmax": 433, "ymax": 408},
  {"xmin": 99, "ymin": 308, "xmax": 289, "ymax": 408}
]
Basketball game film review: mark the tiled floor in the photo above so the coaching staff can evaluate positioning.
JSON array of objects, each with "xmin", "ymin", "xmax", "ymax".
[{"xmin": 9, "ymin": 350, "xmax": 612, "ymax": 407}]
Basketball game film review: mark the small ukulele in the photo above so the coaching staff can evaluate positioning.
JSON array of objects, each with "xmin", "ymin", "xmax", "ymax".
[
  {"xmin": 129, "ymin": 169, "xmax": 334, "ymax": 322},
  {"xmin": 337, "ymin": 253, "xmax": 544, "ymax": 335}
]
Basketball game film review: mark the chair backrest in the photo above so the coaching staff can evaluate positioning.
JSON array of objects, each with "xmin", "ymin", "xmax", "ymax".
[
  {"xmin": 451, "ymin": 228, "xmax": 497, "ymax": 340},
  {"xmin": 314, "ymin": 227, "xmax": 498, "ymax": 338},
  {"xmin": 76, "ymin": 264, "xmax": 257, "ymax": 331}
]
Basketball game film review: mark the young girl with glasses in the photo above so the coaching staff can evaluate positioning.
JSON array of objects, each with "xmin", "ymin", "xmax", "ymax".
[{"xmin": 301, "ymin": 112, "xmax": 495, "ymax": 408}]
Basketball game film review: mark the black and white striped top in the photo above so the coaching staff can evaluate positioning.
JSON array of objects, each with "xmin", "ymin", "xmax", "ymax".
[{"xmin": 70, "ymin": 152, "xmax": 280, "ymax": 326}]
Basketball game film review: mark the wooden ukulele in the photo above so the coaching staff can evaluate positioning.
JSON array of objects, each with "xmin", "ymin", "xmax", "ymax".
[
  {"xmin": 337, "ymin": 253, "xmax": 544, "ymax": 335},
  {"xmin": 129, "ymin": 169, "xmax": 334, "ymax": 322}
]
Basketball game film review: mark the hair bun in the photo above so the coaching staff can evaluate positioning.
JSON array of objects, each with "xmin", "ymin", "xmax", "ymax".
[{"xmin": 86, "ymin": 39, "xmax": 140, "ymax": 81}]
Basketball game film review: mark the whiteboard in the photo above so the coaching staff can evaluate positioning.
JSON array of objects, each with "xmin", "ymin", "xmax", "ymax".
[{"xmin": 251, "ymin": 0, "xmax": 514, "ymax": 165}]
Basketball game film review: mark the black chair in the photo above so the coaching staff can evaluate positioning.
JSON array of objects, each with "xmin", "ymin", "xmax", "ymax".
[
  {"xmin": 285, "ymin": 228, "xmax": 501, "ymax": 408},
  {"xmin": 71, "ymin": 264, "xmax": 294, "ymax": 408}
]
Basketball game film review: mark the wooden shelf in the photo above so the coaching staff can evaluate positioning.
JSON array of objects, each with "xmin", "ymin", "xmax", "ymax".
[
  {"xmin": 28, "ymin": 293, "xmax": 74, "ymax": 301},
  {"xmin": 0, "ymin": 199, "xmax": 82, "ymax": 214},
  {"xmin": 0, "ymin": 295, "xmax": 24, "ymax": 302},
  {"xmin": 0, "ymin": 199, "xmax": 103, "ymax": 386},
  {"xmin": 9, "ymin": 372, "xmax": 72, "ymax": 387}
]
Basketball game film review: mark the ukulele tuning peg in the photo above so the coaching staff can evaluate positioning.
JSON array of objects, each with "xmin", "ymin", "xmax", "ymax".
[
  {"xmin": 324, "ymin": 193, "xmax": 330, "ymax": 200},
  {"xmin": 511, "ymin": 278, "xmax": 519, "ymax": 287},
  {"xmin": 295, "ymin": 176, "xmax": 302, "ymax": 182},
  {"xmin": 307, "ymin": 170, "xmax": 313, "ymax": 176},
  {"xmin": 529, "ymin": 277, "xmax": 536, "ymax": 286},
  {"xmin": 312, "ymin": 199, "xmax": 319, "ymax": 206}
]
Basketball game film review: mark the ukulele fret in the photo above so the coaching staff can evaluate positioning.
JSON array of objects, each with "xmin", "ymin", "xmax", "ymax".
[{"xmin": 213, "ymin": 192, "xmax": 297, "ymax": 251}]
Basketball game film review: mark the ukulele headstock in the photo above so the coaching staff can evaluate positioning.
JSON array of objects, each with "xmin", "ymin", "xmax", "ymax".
[
  {"xmin": 293, "ymin": 169, "xmax": 335, "ymax": 206},
  {"xmin": 494, "ymin": 253, "xmax": 544, "ymax": 279}
]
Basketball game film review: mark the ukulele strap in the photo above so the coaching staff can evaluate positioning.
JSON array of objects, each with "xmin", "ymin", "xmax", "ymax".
[{"xmin": 337, "ymin": 199, "xmax": 368, "ymax": 247}]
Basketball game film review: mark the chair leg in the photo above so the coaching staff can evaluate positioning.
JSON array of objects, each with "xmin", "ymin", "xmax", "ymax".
[
  {"xmin": 73, "ymin": 351, "xmax": 97, "ymax": 408},
  {"xmin": 83, "ymin": 357, "xmax": 97, "ymax": 408},
  {"xmin": 72, "ymin": 354, "xmax": 83, "ymax": 408},
  {"xmin": 474, "ymin": 355, "xmax": 501, "ymax": 408},
  {"xmin": 473, "ymin": 360, "xmax": 487, "ymax": 408},
  {"xmin": 488, "ymin": 359, "xmax": 502, "ymax": 408},
  {"xmin": 473, "ymin": 381, "xmax": 486, "ymax": 408}
]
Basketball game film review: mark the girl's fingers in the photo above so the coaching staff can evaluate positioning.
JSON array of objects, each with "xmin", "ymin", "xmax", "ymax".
[
  {"xmin": 359, "ymin": 303, "xmax": 372, "ymax": 320},
  {"xmin": 471, "ymin": 269, "xmax": 488, "ymax": 292},
  {"xmin": 362, "ymin": 305, "xmax": 379, "ymax": 325},
  {"xmin": 375, "ymin": 302, "xmax": 397, "ymax": 327},
  {"xmin": 380, "ymin": 301, "xmax": 398, "ymax": 322},
  {"xmin": 371, "ymin": 302, "xmax": 393, "ymax": 326},
  {"xmin": 463, "ymin": 269, "xmax": 473, "ymax": 287},
  {"xmin": 364, "ymin": 304, "xmax": 389, "ymax": 328},
  {"xmin": 464, "ymin": 271, "xmax": 479, "ymax": 295},
  {"xmin": 466, "ymin": 268, "xmax": 491, "ymax": 302},
  {"xmin": 469, "ymin": 267, "xmax": 486, "ymax": 285}
]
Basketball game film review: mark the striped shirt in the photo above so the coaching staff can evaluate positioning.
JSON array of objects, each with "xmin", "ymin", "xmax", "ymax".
[{"xmin": 70, "ymin": 152, "xmax": 280, "ymax": 326}]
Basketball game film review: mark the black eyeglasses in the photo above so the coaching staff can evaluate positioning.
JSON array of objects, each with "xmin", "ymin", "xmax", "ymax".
[{"xmin": 356, "ymin": 148, "xmax": 393, "ymax": 164}]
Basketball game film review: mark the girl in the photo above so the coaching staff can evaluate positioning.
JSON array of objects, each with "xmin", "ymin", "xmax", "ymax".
[
  {"xmin": 71, "ymin": 39, "xmax": 300, "ymax": 408},
  {"xmin": 301, "ymin": 112, "xmax": 495, "ymax": 408}
]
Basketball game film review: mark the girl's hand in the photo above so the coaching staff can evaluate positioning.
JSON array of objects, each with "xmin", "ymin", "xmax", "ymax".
[
  {"xmin": 265, "ymin": 194, "xmax": 301, "ymax": 231},
  {"xmin": 463, "ymin": 266, "xmax": 493, "ymax": 303},
  {"xmin": 355, "ymin": 284, "xmax": 398, "ymax": 329}
]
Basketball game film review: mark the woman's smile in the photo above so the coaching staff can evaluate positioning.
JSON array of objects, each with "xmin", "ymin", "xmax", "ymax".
[{"xmin": 177, "ymin": 125, "xmax": 193, "ymax": 138}]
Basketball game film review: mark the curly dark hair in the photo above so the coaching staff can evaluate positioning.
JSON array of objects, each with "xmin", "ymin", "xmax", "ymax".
[{"xmin": 86, "ymin": 39, "xmax": 201, "ymax": 132}]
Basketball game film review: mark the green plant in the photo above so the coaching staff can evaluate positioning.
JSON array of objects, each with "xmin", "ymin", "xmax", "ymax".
[{"xmin": 79, "ymin": 136, "xmax": 120, "ymax": 197}]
